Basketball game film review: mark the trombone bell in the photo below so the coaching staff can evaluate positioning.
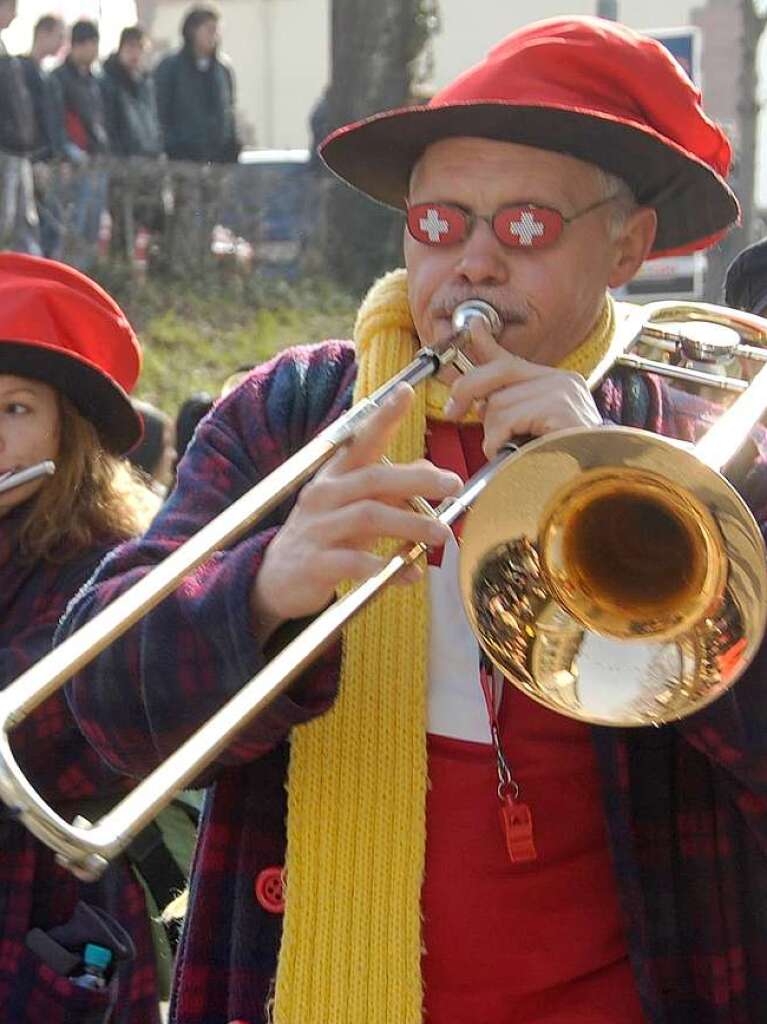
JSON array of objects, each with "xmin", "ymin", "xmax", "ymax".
[
  {"xmin": 459, "ymin": 427, "xmax": 767, "ymax": 726},
  {"xmin": 540, "ymin": 465, "xmax": 726, "ymax": 642}
]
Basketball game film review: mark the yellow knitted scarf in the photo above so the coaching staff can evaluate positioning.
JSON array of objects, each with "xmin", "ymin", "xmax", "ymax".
[{"xmin": 274, "ymin": 269, "xmax": 616, "ymax": 1023}]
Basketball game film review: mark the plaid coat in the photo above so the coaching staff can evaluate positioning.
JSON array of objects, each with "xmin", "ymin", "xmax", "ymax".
[
  {"xmin": 0, "ymin": 508, "xmax": 161, "ymax": 1023},
  {"xmin": 61, "ymin": 341, "xmax": 767, "ymax": 1024}
]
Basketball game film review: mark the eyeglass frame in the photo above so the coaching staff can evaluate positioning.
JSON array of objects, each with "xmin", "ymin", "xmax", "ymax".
[{"xmin": 405, "ymin": 194, "xmax": 619, "ymax": 250}]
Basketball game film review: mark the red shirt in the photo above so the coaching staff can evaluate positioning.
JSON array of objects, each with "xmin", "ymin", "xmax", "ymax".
[{"xmin": 421, "ymin": 422, "xmax": 647, "ymax": 1023}]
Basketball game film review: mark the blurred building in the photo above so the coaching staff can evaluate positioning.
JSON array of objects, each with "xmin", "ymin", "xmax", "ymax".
[{"xmin": 146, "ymin": 0, "xmax": 740, "ymax": 155}]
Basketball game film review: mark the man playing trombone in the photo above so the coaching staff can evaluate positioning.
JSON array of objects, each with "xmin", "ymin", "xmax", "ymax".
[{"xmin": 59, "ymin": 17, "xmax": 767, "ymax": 1024}]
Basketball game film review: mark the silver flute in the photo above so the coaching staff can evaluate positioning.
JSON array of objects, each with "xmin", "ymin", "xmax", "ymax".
[{"xmin": 0, "ymin": 461, "xmax": 56, "ymax": 496}]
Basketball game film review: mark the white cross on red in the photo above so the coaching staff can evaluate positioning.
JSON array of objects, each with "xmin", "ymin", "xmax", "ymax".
[
  {"xmin": 508, "ymin": 209, "xmax": 545, "ymax": 246},
  {"xmin": 419, "ymin": 207, "xmax": 450, "ymax": 242}
]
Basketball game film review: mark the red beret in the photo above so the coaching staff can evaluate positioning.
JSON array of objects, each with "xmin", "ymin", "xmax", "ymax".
[
  {"xmin": 0, "ymin": 253, "xmax": 142, "ymax": 453},
  {"xmin": 320, "ymin": 16, "xmax": 738, "ymax": 258}
]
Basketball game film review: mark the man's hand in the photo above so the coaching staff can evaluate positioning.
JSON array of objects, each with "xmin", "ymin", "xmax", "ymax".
[
  {"xmin": 445, "ymin": 317, "xmax": 603, "ymax": 457},
  {"xmin": 250, "ymin": 384, "xmax": 462, "ymax": 637}
]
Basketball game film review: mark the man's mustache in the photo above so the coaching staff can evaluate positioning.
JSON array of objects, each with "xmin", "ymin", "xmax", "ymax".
[{"xmin": 429, "ymin": 293, "xmax": 528, "ymax": 327}]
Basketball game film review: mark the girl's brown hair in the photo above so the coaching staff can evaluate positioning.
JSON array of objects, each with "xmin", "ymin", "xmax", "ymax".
[{"xmin": 16, "ymin": 395, "xmax": 159, "ymax": 563}]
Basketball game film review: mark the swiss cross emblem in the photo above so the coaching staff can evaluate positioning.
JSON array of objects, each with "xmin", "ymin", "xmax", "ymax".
[
  {"xmin": 419, "ymin": 207, "xmax": 450, "ymax": 243},
  {"xmin": 508, "ymin": 209, "xmax": 545, "ymax": 246}
]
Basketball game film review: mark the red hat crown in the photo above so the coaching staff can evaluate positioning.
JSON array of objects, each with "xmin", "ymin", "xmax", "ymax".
[
  {"xmin": 433, "ymin": 17, "xmax": 731, "ymax": 182},
  {"xmin": 0, "ymin": 253, "xmax": 142, "ymax": 453},
  {"xmin": 320, "ymin": 16, "xmax": 739, "ymax": 258}
]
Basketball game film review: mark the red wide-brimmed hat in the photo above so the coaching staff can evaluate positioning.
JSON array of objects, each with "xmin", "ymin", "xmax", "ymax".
[
  {"xmin": 0, "ymin": 253, "xmax": 142, "ymax": 453},
  {"xmin": 320, "ymin": 16, "xmax": 738, "ymax": 258}
]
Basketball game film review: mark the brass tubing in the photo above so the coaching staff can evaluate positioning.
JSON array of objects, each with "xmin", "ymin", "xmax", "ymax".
[{"xmin": 616, "ymin": 353, "xmax": 748, "ymax": 393}]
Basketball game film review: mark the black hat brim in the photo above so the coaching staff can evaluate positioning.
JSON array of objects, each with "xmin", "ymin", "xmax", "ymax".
[
  {"xmin": 320, "ymin": 103, "xmax": 739, "ymax": 256},
  {"xmin": 0, "ymin": 342, "xmax": 142, "ymax": 455}
]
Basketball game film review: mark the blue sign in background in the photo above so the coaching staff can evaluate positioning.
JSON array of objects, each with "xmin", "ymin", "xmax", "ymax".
[
  {"xmin": 653, "ymin": 32, "xmax": 696, "ymax": 83},
  {"xmin": 622, "ymin": 28, "xmax": 703, "ymax": 298}
]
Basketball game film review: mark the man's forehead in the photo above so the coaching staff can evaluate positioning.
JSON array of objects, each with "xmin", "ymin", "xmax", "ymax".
[{"xmin": 409, "ymin": 137, "xmax": 601, "ymax": 202}]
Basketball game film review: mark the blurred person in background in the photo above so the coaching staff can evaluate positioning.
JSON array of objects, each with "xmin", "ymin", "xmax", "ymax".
[
  {"xmin": 725, "ymin": 237, "xmax": 767, "ymax": 317},
  {"xmin": 0, "ymin": 0, "xmax": 41, "ymax": 255},
  {"xmin": 20, "ymin": 16, "xmax": 66, "ymax": 163},
  {"xmin": 52, "ymin": 20, "xmax": 107, "ymax": 167},
  {"xmin": 173, "ymin": 390, "xmax": 212, "ymax": 469},
  {"xmin": 154, "ymin": 5, "xmax": 241, "ymax": 273},
  {"xmin": 154, "ymin": 5, "xmax": 240, "ymax": 165},
  {"xmin": 219, "ymin": 362, "xmax": 255, "ymax": 398},
  {"xmin": 100, "ymin": 25, "xmax": 163, "ymax": 264},
  {"xmin": 0, "ymin": 252, "xmax": 161, "ymax": 1022},
  {"xmin": 19, "ymin": 15, "xmax": 67, "ymax": 258},
  {"xmin": 52, "ymin": 20, "xmax": 109, "ymax": 270},
  {"xmin": 101, "ymin": 26, "xmax": 161, "ymax": 159},
  {"xmin": 127, "ymin": 398, "xmax": 176, "ymax": 496}
]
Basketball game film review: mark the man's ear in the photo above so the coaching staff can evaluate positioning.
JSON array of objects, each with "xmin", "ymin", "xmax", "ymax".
[{"xmin": 608, "ymin": 207, "xmax": 658, "ymax": 289}]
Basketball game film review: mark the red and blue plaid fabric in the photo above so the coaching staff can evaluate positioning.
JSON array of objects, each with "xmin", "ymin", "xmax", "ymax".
[
  {"xmin": 0, "ymin": 514, "xmax": 161, "ymax": 1023},
  {"xmin": 60, "ymin": 341, "xmax": 767, "ymax": 1024}
]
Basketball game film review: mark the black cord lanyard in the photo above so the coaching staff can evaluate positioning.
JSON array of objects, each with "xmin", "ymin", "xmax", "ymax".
[{"xmin": 479, "ymin": 654, "xmax": 537, "ymax": 864}]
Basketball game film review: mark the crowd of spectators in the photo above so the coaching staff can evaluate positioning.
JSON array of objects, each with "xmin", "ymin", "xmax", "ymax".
[{"xmin": 0, "ymin": 1, "xmax": 242, "ymax": 269}]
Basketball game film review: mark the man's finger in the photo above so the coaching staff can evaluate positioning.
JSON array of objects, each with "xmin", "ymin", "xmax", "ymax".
[
  {"xmin": 461, "ymin": 314, "xmax": 507, "ymax": 366},
  {"xmin": 445, "ymin": 353, "xmax": 552, "ymax": 421},
  {"xmin": 330, "ymin": 383, "xmax": 415, "ymax": 473}
]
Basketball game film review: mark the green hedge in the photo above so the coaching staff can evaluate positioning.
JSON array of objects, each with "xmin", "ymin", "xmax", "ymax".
[{"xmin": 95, "ymin": 266, "xmax": 358, "ymax": 413}]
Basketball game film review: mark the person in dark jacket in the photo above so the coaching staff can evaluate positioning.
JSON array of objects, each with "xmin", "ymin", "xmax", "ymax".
[
  {"xmin": 51, "ymin": 20, "xmax": 108, "ymax": 270},
  {"xmin": 0, "ymin": 252, "xmax": 161, "ymax": 1022},
  {"xmin": 127, "ymin": 398, "xmax": 176, "ymax": 495},
  {"xmin": 153, "ymin": 5, "xmax": 240, "ymax": 164},
  {"xmin": 52, "ymin": 20, "xmax": 107, "ymax": 162},
  {"xmin": 152, "ymin": 6, "xmax": 241, "ymax": 271},
  {"xmin": 20, "ymin": 15, "xmax": 66, "ymax": 162},
  {"xmin": 725, "ymin": 237, "xmax": 767, "ymax": 316},
  {"xmin": 100, "ymin": 26, "xmax": 161, "ymax": 158},
  {"xmin": 150, "ymin": 7, "xmax": 241, "ymax": 271},
  {"xmin": 0, "ymin": 0, "xmax": 35, "ymax": 157},
  {"xmin": 19, "ymin": 15, "xmax": 66, "ymax": 258},
  {"xmin": 174, "ymin": 391, "xmax": 212, "ymax": 466},
  {"xmin": 0, "ymin": 0, "xmax": 41, "ymax": 254},
  {"xmin": 100, "ymin": 25, "xmax": 163, "ymax": 263}
]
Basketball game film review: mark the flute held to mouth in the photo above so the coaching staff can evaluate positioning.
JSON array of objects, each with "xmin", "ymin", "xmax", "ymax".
[{"xmin": 0, "ymin": 461, "xmax": 56, "ymax": 497}]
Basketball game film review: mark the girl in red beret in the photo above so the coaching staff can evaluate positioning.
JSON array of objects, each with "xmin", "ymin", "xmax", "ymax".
[{"xmin": 0, "ymin": 253, "xmax": 162, "ymax": 1023}]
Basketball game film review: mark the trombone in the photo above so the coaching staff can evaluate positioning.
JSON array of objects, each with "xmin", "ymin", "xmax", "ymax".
[{"xmin": 1, "ymin": 299, "xmax": 767, "ymax": 880}]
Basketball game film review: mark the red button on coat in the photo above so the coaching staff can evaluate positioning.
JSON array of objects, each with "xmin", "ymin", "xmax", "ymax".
[{"xmin": 255, "ymin": 866, "xmax": 285, "ymax": 913}]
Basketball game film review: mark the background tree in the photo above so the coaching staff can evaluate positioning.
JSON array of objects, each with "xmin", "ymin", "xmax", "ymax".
[
  {"xmin": 704, "ymin": 0, "xmax": 765, "ymax": 299},
  {"xmin": 307, "ymin": 0, "xmax": 440, "ymax": 295}
]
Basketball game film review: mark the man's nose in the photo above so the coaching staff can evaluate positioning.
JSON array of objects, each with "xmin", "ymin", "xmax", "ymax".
[{"xmin": 454, "ymin": 218, "xmax": 509, "ymax": 285}]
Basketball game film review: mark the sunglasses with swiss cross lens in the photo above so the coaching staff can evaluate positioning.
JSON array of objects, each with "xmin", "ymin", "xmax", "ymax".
[{"xmin": 406, "ymin": 195, "xmax": 617, "ymax": 250}]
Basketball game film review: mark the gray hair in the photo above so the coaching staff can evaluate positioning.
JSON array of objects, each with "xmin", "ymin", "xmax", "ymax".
[{"xmin": 595, "ymin": 167, "xmax": 637, "ymax": 239}]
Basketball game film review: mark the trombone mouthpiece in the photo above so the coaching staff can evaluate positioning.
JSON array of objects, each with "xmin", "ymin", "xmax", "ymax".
[{"xmin": 452, "ymin": 300, "xmax": 502, "ymax": 339}]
